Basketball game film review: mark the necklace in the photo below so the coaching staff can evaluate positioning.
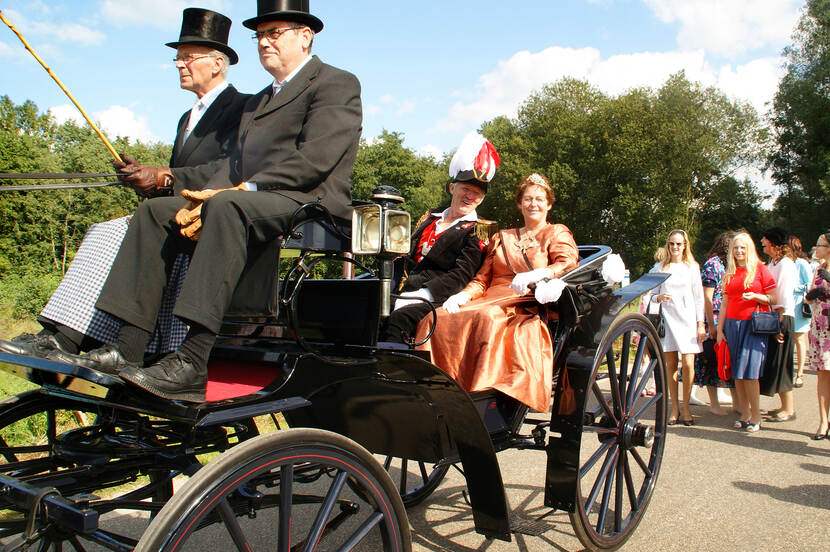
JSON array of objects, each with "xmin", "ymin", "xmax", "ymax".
[{"xmin": 513, "ymin": 228, "xmax": 540, "ymax": 253}]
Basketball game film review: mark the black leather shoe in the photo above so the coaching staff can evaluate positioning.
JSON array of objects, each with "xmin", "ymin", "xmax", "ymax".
[
  {"xmin": 0, "ymin": 333, "xmax": 62, "ymax": 357},
  {"xmin": 119, "ymin": 352, "xmax": 206, "ymax": 403},
  {"xmin": 51, "ymin": 345, "xmax": 137, "ymax": 376}
]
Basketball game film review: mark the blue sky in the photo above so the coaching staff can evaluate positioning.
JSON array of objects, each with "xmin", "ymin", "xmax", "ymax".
[{"xmin": 0, "ymin": 0, "xmax": 803, "ymax": 171}]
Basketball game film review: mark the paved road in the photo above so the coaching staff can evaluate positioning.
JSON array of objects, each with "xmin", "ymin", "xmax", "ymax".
[{"xmin": 406, "ymin": 370, "xmax": 830, "ymax": 552}]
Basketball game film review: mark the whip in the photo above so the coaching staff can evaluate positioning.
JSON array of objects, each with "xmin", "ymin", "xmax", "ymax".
[{"xmin": 0, "ymin": 9, "xmax": 122, "ymax": 163}]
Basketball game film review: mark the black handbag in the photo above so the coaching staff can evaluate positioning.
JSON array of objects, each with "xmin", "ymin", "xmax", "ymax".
[
  {"xmin": 645, "ymin": 297, "xmax": 665, "ymax": 338},
  {"xmin": 750, "ymin": 305, "xmax": 780, "ymax": 335},
  {"xmin": 801, "ymin": 301, "xmax": 812, "ymax": 318}
]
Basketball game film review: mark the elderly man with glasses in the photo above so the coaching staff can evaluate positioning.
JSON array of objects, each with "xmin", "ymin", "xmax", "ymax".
[
  {"xmin": 1, "ymin": 7, "xmax": 250, "ymax": 361},
  {"xmin": 74, "ymin": 0, "xmax": 363, "ymax": 403}
]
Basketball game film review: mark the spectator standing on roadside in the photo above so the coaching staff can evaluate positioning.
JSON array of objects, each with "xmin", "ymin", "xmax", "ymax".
[
  {"xmin": 804, "ymin": 231, "xmax": 830, "ymax": 440},
  {"xmin": 760, "ymin": 227, "xmax": 798, "ymax": 423},
  {"xmin": 717, "ymin": 231, "xmax": 777, "ymax": 433},
  {"xmin": 694, "ymin": 231, "xmax": 735, "ymax": 415},
  {"xmin": 648, "ymin": 229, "xmax": 706, "ymax": 426},
  {"xmin": 791, "ymin": 235, "xmax": 813, "ymax": 389}
]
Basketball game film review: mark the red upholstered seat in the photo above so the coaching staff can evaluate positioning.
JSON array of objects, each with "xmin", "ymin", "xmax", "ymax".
[{"xmin": 205, "ymin": 358, "xmax": 281, "ymax": 401}]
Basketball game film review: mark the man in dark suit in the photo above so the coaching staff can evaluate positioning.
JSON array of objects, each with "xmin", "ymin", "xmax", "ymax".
[
  {"xmin": 0, "ymin": 8, "xmax": 249, "ymax": 359},
  {"xmin": 87, "ymin": 0, "xmax": 362, "ymax": 403},
  {"xmin": 382, "ymin": 133, "xmax": 500, "ymax": 343}
]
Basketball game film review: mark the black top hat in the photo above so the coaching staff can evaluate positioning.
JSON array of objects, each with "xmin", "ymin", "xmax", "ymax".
[
  {"xmin": 243, "ymin": 0, "xmax": 324, "ymax": 33},
  {"xmin": 166, "ymin": 8, "xmax": 239, "ymax": 65}
]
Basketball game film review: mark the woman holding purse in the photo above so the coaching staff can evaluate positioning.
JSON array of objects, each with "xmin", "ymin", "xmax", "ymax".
[
  {"xmin": 805, "ymin": 231, "xmax": 830, "ymax": 440},
  {"xmin": 717, "ymin": 231, "xmax": 777, "ymax": 433}
]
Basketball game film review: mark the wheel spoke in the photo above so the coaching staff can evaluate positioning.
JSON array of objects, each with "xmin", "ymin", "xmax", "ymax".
[
  {"xmin": 619, "ymin": 331, "xmax": 631, "ymax": 408},
  {"xmin": 337, "ymin": 511, "xmax": 383, "ymax": 552},
  {"xmin": 622, "ymin": 452, "xmax": 639, "ymax": 512},
  {"xmin": 630, "ymin": 448, "xmax": 653, "ymax": 478},
  {"xmin": 584, "ymin": 442, "xmax": 619, "ymax": 516},
  {"xmin": 605, "ymin": 349, "xmax": 622, "ymax": 418},
  {"xmin": 615, "ymin": 450, "xmax": 624, "ymax": 532},
  {"xmin": 591, "ymin": 382, "xmax": 617, "ymax": 424},
  {"xmin": 579, "ymin": 438, "xmax": 615, "ymax": 478},
  {"xmin": 625, "ymin": 333, "xmax": 650, "ymax": 407},
  {"xmin": 216, "ymin": 497, "xmax": 250, "ymax": 552},
  {"xmin": 279, "ymin": 464, "xmax": 294, "ymax": 552},
  {"xmin": 629, "ymin": 393, "xmax": 660, "ymax": 422},
  {"xmin": 595, "ymin": 447, "xmax": 619, "ymax": 533},
  {"xmin": 398, "ymin": 458, "xmax": 408, "ymax": 495},
  {"xmin": 302, "ymin": 469, "xmax": 348, "ymax": 552}
]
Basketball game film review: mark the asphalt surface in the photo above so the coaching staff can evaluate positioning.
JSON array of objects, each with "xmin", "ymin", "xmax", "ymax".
[{"xmin": 404, "ymin": 370, "xmax": 830, "ymax": 552}]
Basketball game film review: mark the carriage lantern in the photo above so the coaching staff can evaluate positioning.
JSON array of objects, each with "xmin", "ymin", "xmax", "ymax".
[{"xmin": 352, "ymin": 185, "xmax": 411, "ymax": 317}]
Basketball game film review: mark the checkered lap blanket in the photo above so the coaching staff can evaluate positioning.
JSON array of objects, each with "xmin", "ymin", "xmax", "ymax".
[{"xmin": 40, "ymin": 216, "xmax": 188, "ymax": 354}]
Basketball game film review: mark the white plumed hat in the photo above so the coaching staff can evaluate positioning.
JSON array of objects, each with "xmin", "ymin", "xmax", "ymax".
[{"xmin": 448, "ymin": 132, "xmax": 500, "ymax": 191}]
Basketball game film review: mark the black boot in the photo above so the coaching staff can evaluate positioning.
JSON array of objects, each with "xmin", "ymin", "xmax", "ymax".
[{"xmin": 120, "ymin": 351, "xmax": 207, "ymax": 403}]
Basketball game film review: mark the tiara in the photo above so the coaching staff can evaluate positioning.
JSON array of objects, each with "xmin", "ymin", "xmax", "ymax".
[{"xmin": 527, "ymin": 173, "xmax": 549, "ymax": 188}]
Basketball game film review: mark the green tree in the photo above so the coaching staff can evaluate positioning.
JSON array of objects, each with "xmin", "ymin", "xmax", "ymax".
[{"xmin": 768, "ymin": 0, "xmax": 830, "ymax": 242}]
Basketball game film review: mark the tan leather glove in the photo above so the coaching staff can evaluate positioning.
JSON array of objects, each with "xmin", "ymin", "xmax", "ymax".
[{"xmin": 175, "ymin": 183, "xmax": 248, "ymax": 241}]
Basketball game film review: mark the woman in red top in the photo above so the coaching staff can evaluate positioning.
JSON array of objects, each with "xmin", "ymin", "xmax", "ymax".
[{"xmin": 716, "ymin": 231, "xmax": 777, "ymax": 432}]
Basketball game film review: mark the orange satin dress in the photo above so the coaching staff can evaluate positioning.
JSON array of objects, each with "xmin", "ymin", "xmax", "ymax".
[{"xmin": 415, "ymin": 223, "xmax": 579, "ymax": 412}]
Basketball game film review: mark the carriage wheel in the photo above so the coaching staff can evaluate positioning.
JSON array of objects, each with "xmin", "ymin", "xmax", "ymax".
[
  {"xmin": 382, "ymin": 456, "xmax": 450, "ymax": 507},
  {"xmin": 0, "ymin": 390, "xmax": 100, "ymax": 469},
  {"xmin": 136, "ymin": 428, "xmax": 411, "ymax": 552},
  {"xmin": 569, "ymin": 312, "xmax": 667, "ymax": 551}
]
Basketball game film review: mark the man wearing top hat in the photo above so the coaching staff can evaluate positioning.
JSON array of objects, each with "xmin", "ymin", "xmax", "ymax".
[
  {"xmin": 0, "ymin": 8, "xmax": 250, "ymax": 360},
  {"xmin": 382, "ymin": 132, "xmax": 500, "ymax": 344},
  {"xmin": 82, "ymin": 0, "xmax": 362, "ymax": 403}
]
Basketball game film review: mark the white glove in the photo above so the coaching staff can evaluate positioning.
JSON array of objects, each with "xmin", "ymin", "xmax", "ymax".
[
  {"xmin": 601, "ymin": 253, "xmax": 626, "ymax": 285},
  {"xmin": 442, "ymin": 291, "xmax": 471, "ymax": 314},
  {"xmin": 393, "ymin": 288, "xmax": 434, "ymax": 311},
  {"xmin": 534, "ymin": 278, "xmax": 566, "ymax": 304},
  {"xmin": 510, "ymin": 268, "xmax": 551, "ymax": 295}
]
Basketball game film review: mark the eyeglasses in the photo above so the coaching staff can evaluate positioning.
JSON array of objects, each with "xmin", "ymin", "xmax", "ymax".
[
  {"xmin": 173, "ymin": 54, "xmax": 216, "ymax": 65},
  {"xmin": 252, "ymin": 26, "xmax": 303, "ymax": 42}
]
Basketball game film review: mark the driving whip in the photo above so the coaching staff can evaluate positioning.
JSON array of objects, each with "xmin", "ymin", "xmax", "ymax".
[{"xmin": 0, "ymin": 9, "xmax": 122, "ymax": 163}]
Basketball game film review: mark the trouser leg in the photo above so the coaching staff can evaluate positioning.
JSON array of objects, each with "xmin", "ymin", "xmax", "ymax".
[
  {"xmin": 96, "ymin": 197, "xmax": 191, "ymax": 332},
  {"xmin": 172, "ymin": 191, "xmax": 300, "ymax": 333},
  {"xmin": 382, "ymin": 302, "xmax": 436, "ymax": 343}
]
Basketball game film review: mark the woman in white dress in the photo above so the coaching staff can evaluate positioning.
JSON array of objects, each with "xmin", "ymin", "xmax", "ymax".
[{"xmin": 649, "ymin": 229, "xmax": 706, "ymax": 425}]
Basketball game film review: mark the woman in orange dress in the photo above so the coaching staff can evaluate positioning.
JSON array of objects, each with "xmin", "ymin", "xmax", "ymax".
[{"xmin": 415, "ymin": 174, "xmax": 579, "ymax": 412}]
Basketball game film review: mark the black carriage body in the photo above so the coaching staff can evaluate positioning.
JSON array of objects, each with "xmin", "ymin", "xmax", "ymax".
[{"xmin": 0, "ymin": 208, "xmax": 669, "ymax": 549}]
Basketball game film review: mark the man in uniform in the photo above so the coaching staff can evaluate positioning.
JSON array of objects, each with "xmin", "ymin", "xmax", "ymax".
[
  {"xmin": 85, "ymin": 0, "xmax": 362, "ymax": 404},
  {"xmin": 382, "ymin": 132, "xmax": 499, "ymax": 343},
  {"xmin": 0, "ymin": 7, "xmax": 249, "ymax": 359}
]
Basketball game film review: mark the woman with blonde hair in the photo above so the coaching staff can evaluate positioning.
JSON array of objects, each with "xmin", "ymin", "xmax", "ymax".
[
  {"xmin": 716, "ymin": 231, "xmax": 777, "ymax": 432},
  {"xmin": 804, "ymin": 231, "xmax": 830, "ymax": 439},
  {"xmin": 648, "ymin": 229, "xmax": 706, "ymax": 425}
]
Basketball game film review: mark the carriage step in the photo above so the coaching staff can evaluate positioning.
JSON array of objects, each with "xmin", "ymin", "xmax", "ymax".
[
  {"xmin": 509, "ymin": 514, "xmax": 555, "ymax": 536},
  {"xmin": 0, "ymin": 474, "xmax": 99, "ymax": 534}
]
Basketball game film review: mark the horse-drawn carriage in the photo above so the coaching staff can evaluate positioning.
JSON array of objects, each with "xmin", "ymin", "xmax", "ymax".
[{"xmin": 0, "ymin": 187, "xmax": 668, "ymax": 551}]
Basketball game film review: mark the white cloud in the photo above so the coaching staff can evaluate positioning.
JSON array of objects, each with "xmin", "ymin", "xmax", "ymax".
[
  {"xmin": 434, "ymin": 46, "xmax": 783, "ymax": 133},
  {"xmin": 3, "ymin": 9, "xmax": 105, "ymax": 46},
  {"xmin": 379, "ymin": 94, "xmax": 395, "ymax": 104},
  {"xmin": 417, "ymin": 144, "xmax": 442, "ymax": 160},
  {"xmin": 643, "ymin": 0, "xmax": 801, "ymax": 56},
  {"xmin": 364, "ymin": 104, "xmax": 382, "ymax": 117},
  {"xmin": 49, "ymin": 104, "xmax": 160, "ymax": 144},
  {"xmin": 397, "ymin": 99, "xmax": 416, "ymax": 116},
  {"xmin": 100, "ymin": 0, "xmax": 231, "ymax": 30},
  {"xmin": 0, "ymin": 41, "xmax": 14, "ymax": 58}
]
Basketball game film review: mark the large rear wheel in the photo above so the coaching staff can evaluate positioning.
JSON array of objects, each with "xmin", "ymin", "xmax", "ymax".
[
  {"xmin": 137, "ymin": 427, "xmax": 411, "ymax": 552},
  {"xmin": 570, "ymin": 312, "xmax": 666, "ymax": 551}
]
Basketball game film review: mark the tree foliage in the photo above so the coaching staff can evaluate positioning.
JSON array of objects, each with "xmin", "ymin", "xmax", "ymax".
[
  {"xmin": 478, "ymin": 74, "xmax": 766, "ymax": 275},
  {"xmin": 768, "ymin": 0, "xmax": 830, "ymax": 242},
  {"xmin": 0, "ymin": 96, "xmax": 170, "ymax": 315}
]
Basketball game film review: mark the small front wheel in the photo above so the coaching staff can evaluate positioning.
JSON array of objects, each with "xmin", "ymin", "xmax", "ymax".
[{"xmin": 137, "ymin": 428, "xmax": 411, "ymax": 552}]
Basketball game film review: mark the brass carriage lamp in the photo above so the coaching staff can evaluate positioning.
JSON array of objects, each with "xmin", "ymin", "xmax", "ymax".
[{"xmin": 352, "ymin": 186, "xmax": 411, "ymax": 317}]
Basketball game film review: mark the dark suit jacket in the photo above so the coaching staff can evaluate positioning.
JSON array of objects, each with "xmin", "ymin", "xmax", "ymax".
[
  {"xmin": 168, "ymin": 84, "xmax": 250, "ymax": 194},
  {"xmin": 205, "ymin": 56, "xmax": 362, "ymax": 220},
  {"xmin": 400, "ymin": 213, "xmax": 487, "ymax": 303}
]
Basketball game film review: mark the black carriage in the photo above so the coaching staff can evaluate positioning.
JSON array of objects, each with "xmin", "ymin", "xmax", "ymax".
[{"xmin": 0, "ymin": 188, "xmax": 668, "ymax": 551}]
